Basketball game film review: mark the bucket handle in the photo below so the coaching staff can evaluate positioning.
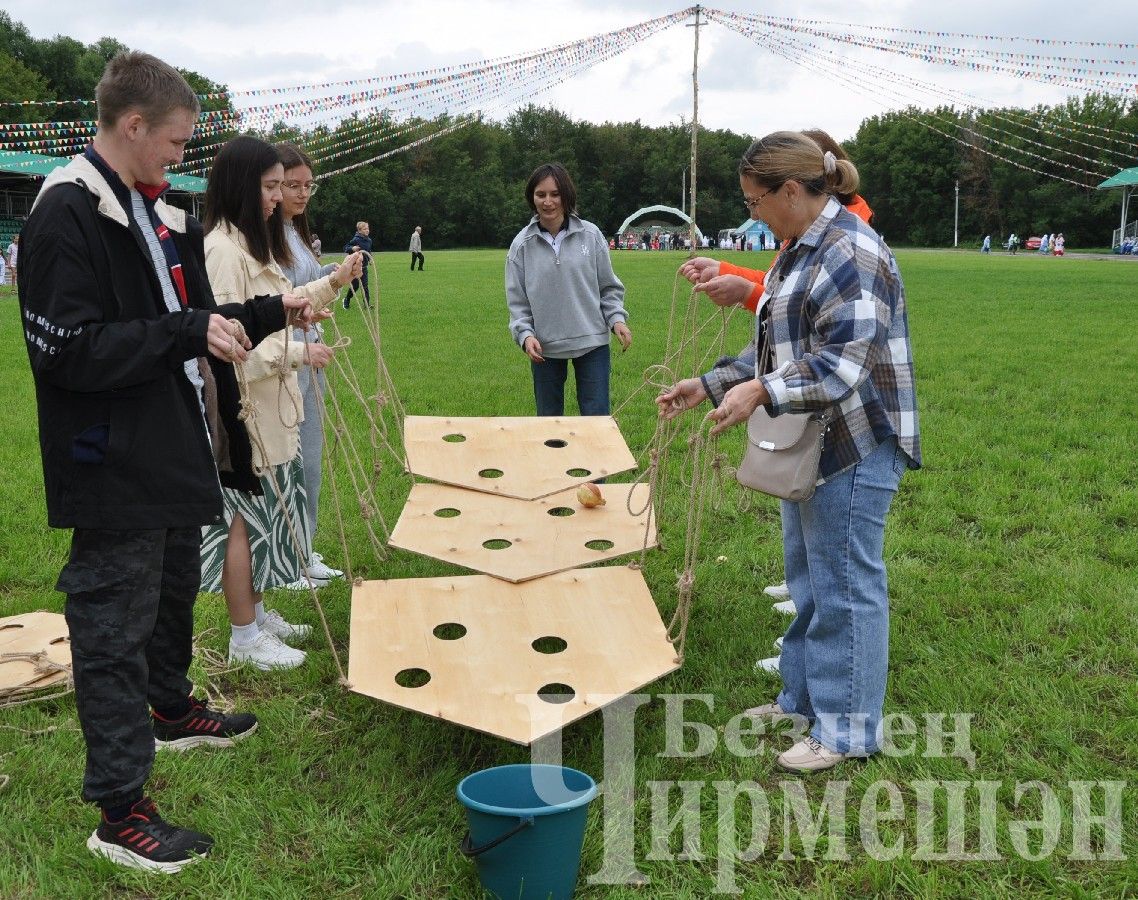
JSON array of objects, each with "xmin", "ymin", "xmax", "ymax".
[{"xmin": 460, "ymin": 816, "xmax": 535, "ymax": 857}]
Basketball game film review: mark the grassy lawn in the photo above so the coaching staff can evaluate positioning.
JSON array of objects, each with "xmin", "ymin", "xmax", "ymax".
[{"xmin": 0, "ymin": 248, "xmax": 1135, "ymax": 898}]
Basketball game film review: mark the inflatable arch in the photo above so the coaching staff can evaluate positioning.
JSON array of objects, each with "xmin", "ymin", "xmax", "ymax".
[{"xmin": 617, "ymin": 205, "xmax": 704, "ymax": 244}]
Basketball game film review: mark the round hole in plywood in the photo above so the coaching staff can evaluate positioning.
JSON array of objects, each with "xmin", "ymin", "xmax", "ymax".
[
  {"xmin": 442, "ymin": 433, "xmax": 466, "ymax": 443},
  {"xmin": 395, "ymin": 668, "xmax": 431, "ymax": 688},
  {"xmin": 433, "ymin": 507, "xmax": 461, "ymax": 518},
  {"xmin": 532, "ymin": 636, "xmax": 567, "ymax": 654},
  {"xmin": 585, "ymin": 539, "xmax": 615, "ymax": 551},
  {"xmin": 483, "ymin": 539, "xmax": 512, "ymax": 550},
  {"xmin": 566, "ymin": 468, "xmax": 591, "ymax": 477},
  {"xmin": 538, "ymin": 683, "xmax": 575, "ymax": 704},
  {"xmin": 547, "ymin": 507, "xmax": 575, "ymax": 517},
  {"xmin": 544, "ymin": 439, "xmax": 568, "ymax": 448},
  {"xmin": 433, "ymin": 622, "xmax": 467, "ymax": 640},
  {"xmin": 479, "ymin": 468, "xmax": 504, "ymax": 479}
]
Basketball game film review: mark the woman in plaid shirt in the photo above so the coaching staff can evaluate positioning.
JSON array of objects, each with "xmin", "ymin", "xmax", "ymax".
[{"xmin": 658, "ymin": 131, "xmax": 921, "ymax": 773}]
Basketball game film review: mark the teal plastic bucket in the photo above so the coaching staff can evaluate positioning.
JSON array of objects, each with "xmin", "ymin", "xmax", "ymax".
[{"xmin": 457, "ymin": 764, "xmax": 597, "ymax": 899}]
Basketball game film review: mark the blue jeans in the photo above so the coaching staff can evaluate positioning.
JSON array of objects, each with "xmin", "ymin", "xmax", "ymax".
[
  {"xmin": 531, "ymin": 344, "xmax": 611, "ymax": 416},
  {"xmin": 295, "ymin": 354, "xmax": 326, "ymax": 540},
  {"xmin": 776, "ymin": 437, "xmax": 905, "ymax": 755}
]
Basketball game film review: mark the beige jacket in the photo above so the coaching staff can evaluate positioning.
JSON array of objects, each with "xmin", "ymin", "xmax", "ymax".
[{"xmin": 204, "ymin": 222, "xmax": 337, "ymax": 469}]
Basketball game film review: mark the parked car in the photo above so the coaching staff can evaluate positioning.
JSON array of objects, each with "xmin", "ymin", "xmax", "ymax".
[{"xmin": 1025, "ymin": 236, "xmax": 1042, "ymax": 250}]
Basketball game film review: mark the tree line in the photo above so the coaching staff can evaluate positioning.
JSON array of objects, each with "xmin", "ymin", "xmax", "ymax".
[{"xmin": 3, "ymin": 11, "xmax": 1134, "ymax": 249}]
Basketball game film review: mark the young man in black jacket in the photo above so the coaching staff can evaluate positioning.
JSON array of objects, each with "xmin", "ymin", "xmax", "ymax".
[{"xmin": 19, "ymin": 51, "xmax": 316, "ymax": 874}]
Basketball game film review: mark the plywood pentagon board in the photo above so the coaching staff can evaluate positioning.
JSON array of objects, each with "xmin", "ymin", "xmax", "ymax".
[
  {"xmin": 0, "ymin": 611, "xmax": 72, "ymax": 693},
  {"xmin": 389, "ymin": 481, "xmax": 656, "ymax": 582},
  {"xmin": 348, "ymin": 567, "xmax": 679, "ymax": 744},
  {"xmin": 403, "ymin": 415, "xmax": 637, "ymax": 499}
]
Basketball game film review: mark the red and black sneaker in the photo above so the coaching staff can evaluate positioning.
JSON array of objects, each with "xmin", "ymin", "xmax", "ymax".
[
  {"xmin": 153, "ymin": 698, "xmax": 258, "ymax": 751},
  {"xmin": 87, "ymin": 797, "xmax": 213, "ymax": 873}
]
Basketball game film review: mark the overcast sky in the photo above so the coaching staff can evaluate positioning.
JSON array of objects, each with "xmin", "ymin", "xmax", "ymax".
[{"xmin": 5, "ymin": 1, "xmax": 1133, "ymax": 144}]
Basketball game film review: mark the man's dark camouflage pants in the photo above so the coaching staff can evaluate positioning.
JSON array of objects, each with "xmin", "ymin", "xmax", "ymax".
[{"xmin": 56, "ymin": 527, "xmax": 199, "ymax": 806}]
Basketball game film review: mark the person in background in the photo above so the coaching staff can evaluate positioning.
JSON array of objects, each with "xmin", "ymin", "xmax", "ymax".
[
  {"xmin": 981, "ymin": 235, "xmax": 991, "ymax": 253},
  {"xmin": 658, "ymin": 130, "xmax": 920, "ymax": 773},
  {"xmin": 506, "ymin": 162, "xmax": 631, "ymax": 416},
  {"xmin": 409, "ymin": 225, "xmax": 424, "ymax": 271},
  {"xmin": 344, "ymin": 221, "xmax": 373, "ymax": 308},
  {"xmin": 310, "ymin": 232, "xmax": 322, "ymax": 256},
  {"xmin": 18, "ymin": 50, "xmax": 315, "ymax": 873},
  {"xmin": 1053, "ymin": 232, "xmax": 1065, "ymax": 256},
  {"xmin": 202, "ymin": 136, "xmax": 361, "ymax": 671},
  {"xmin": 273, "ymin": 143, "xmax": 345, "ymax": 588},
  {"xmin": 1039, "ymin": 233, "xmax": 1051, "ymax": 254},
  {"xmin": 6, "ymin": 234, "xmax": 18, "ymax": 288},
  {"xmin": 679, "ymin": 128, "xmax": 873, "ymax": 614}
]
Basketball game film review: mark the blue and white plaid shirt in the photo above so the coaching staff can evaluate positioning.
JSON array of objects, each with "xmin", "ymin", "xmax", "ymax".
[{"xmin": 702, "ymin": 197, "xmax": 921, "ymax": 480}]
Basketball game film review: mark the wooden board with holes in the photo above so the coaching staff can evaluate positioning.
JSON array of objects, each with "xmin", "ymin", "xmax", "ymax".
[
  {"xmin": 403, "ymin": 415, "xmax": 638, "ymax": 500},
  {"xmin": 0, "ymin": 611, "xmax": 72, "ymax": 693},
  {"xmin": 388, "ymin": 481, "xmax": 656, "ymax": 582},
  {"xmin": 347, "ymin": 567, "xmax": 679, "ymax": 745}
]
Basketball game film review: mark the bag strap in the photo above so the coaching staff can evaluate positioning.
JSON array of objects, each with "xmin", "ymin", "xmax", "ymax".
[{"xmin": 754, "ymin": 307, "xmax": 833, "ymax": 430}]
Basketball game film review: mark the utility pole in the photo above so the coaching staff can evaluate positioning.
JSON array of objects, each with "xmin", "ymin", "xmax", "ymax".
[
  {"xmin": 954, "ymin": 180, "xmax": 959, "ymax": 248},
  {"xmin": 686, "ymin": 5, "xmax": 703, "ymax": 252}
]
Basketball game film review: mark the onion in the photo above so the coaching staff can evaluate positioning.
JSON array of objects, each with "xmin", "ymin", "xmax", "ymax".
[{"xmin": 576, "ymin": 483, "xmax": 606, "ymax": 508}]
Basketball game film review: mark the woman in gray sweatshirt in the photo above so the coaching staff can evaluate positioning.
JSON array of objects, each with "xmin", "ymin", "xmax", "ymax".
[{"xmin": 506, "ymin": 163, "xmax": 631, "ymax": 416}]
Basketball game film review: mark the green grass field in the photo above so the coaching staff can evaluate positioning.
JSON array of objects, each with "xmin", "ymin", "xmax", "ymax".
[{"xmin": 0, "ymin": 248, "xmax": 1135, "ymax": 898}]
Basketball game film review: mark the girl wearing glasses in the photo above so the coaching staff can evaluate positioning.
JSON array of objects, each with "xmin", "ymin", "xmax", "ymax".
[{"xmin": 273, "ymin": 144, "xmax": 344, "ymax": 589}]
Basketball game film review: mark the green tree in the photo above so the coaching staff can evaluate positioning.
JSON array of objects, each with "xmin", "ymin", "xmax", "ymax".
[{"xmin": 0, "ymin": 54, "xmax": 54, "ymax": 126}]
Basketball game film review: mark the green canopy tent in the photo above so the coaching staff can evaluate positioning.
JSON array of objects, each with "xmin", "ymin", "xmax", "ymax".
[
  {"xmin": 0, "ymin": 149, "xmax": 206, "ymax": 193},
  {"xmin": 1096, "ymin": 166, "xmax": 1138, "ymax": 249},
  {"xmin": 0, "ymin": 149, "xmax": 207, "ymax": 229}
]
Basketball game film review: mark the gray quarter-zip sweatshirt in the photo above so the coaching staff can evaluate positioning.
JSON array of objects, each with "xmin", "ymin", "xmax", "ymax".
[{"xmin": 505, "ymin": 213, "xmax": 627, "ymax": 358}]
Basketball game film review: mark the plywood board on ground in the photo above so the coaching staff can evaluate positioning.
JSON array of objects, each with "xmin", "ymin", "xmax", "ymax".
[
  {"xmin": 389, "ymin": 481, "xmax": 656, "ymax": 582},
  {"xmin": 403, "ymin": 416, "xmax": 637, "ymax": 500},
  {"xmin": 348, "ymin": 567, "xmax": 679, "ymax": 745},
  {"xmin": 0, "ymin": 611, "xmax": 72, "ymax": 693}
]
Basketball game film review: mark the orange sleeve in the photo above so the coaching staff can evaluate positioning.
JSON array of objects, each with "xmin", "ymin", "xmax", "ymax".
[
  {"xmin": 845, "ymin": 194, "xmax": 874, "ymax": 224},
  {"xmin": 718, "ymin": 260, "xmax": 766, "ymax": 313}
]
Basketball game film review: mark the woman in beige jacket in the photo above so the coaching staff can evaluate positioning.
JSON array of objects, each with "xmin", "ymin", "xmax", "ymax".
[{"xmin": 201, "ymin": 136, "xmax": 361, "ymax": 671}]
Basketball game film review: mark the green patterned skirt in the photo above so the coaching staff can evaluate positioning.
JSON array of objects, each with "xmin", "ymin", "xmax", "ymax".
[{"xmin": 200, "ymin": 455, "xmax": 313, "ymax": 593}]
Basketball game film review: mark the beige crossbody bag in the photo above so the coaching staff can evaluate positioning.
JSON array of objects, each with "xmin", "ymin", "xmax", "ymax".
[{"xmin": 736, "ymin": 321, "xmax": 831, "ymax": 502}]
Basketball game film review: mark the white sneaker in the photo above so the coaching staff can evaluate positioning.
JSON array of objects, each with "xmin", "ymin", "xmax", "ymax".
[
  {"xmin": 763, "ymin": 581, "xmax": 790, "ymax": 599},
  {"xmin": 306, "ymin": 552, "xmax": 343, "ymax": 581},
  {"xmin": 229, "ymin": 630, "xmax": 306, "ymax": 670},
  {"xmin": 753, "ymin": 654, "xmax": 781, "ymax": 673},
  {"xmin": 773, "ymin": 636, "xmax": 784, "ymax": 651},
  {"xmin": 282, "ymin": 575, "xmax": 327, "ymax": 590},
  {"xmin": 260, "ymin": 609, "xmax": 312, "ymax": 643},
  {"xmin": 772, "ymin": 599, "xmax": 796, "ymax": 615}
]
